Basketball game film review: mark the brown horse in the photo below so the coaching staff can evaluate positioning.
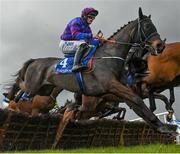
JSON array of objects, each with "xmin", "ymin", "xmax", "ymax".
[
  {"xmin": 143, "ymin": 42, "xmax": 180, "ymax": 86},
  {"xmin": 8, "ymin": 95, "xmax": 56, "ymax": 116},
  {"xmin": 141, "ymin": 42, "xmax": 180, "ymax": 118}
]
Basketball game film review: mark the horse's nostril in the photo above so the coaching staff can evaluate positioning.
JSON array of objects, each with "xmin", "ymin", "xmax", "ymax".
[
  {"xmin": 157, "ymin": 42, "xmax": 165, "ymax": 52},
  {"xmin": 157, "ymin": 43, "xmax": 162, "ymax": 48}
]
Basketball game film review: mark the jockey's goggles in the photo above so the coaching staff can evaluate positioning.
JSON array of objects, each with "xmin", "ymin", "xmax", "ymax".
[{"xmin": 87, "ymin": 15, "xmax": 95, "ymax": 20}]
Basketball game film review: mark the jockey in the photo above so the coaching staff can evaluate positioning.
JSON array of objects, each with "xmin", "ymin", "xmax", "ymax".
[{"xmin": 59, "ymin": 7, "xmax": 102, "ymax": 72}]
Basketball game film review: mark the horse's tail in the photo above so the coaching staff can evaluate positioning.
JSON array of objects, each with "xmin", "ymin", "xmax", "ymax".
[{"xmin": 14, "ymin": 59, "xmax": 35, "ymax": 83}]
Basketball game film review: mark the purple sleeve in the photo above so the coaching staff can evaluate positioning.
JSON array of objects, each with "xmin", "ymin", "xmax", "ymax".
[{"xmin": 70, "ymin": 20, "xmax": 92, "ymax": 40}]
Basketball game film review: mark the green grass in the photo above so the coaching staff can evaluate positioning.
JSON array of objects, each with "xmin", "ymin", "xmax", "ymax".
[{"xmin": 10, "ymin": 144, "xmax": 180, "ymax": 153}]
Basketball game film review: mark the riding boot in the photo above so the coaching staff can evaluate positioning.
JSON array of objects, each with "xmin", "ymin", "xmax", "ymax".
[{"xmin": 72, "ymin": 44, "xmax": 89, "ymax": 72}]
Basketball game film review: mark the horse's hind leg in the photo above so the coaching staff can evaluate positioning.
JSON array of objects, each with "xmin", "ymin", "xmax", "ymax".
[
  {"xmin": 49, "ymin": 87, "xmax": 63, "ymax": 102},
  {"xmin": 74, "ymin": 92, "xmax": 82, "ymax": 105},
  {"xmin": 24, "ymin": 64, "xmax": 46, "ymax": 96},
  {"xmin": 109, "ymin": 80, "xmax": 174, "ymax": 134},
  {"xmin": 5, "ymin": 83, "xmax": 20, "ymax": 101},
  {"xmin": 1, "ymin": 83, "xmax": 20, "ymax": 109},
  {"xmin": 113, "ymin": 108, "xmax": 126, "ymax": 120},
  {"xmin": 14, "ymin": 90, "xmax": 24, "ymax": 102}
]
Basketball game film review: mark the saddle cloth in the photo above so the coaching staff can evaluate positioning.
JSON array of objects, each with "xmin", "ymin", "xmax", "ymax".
[{"xmin": 55, "ymin": 46, "xmax": 96, "ymax": 74}]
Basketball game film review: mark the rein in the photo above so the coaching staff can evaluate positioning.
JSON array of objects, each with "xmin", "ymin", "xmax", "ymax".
[{"xmin": 99, "ymin": 38, "xmax": 142, "ymax": 47}]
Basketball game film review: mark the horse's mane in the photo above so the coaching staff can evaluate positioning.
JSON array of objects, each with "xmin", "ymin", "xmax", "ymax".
[
  {"xmin": 99, "ymin": 15, "xmax": 150, "ymax": 48},
  {"xmin": 98, "ymin": 20, "xmax": 134, "ymax": 48},
  {"xmin": 107, "ymin": 21, "xmax": 134, "ymax": 40}
]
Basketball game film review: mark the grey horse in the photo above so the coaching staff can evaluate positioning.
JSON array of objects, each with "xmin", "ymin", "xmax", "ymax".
[{"xmin": 7, "ymin": 8, "xmax": 174, "ymax": 134}]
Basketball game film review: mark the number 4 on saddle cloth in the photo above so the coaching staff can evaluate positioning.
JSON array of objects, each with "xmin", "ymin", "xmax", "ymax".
[
  {"xmin": 55, "ymin": 45, "xmax": 97, "ymax": 92},
  {"xmin": 55, "ymin": 45, "xmax": 96, "ymax": 74}
]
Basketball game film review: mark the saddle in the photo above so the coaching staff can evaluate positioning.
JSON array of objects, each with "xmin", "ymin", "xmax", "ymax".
[{"xmin": 55, "ymin": 45, "xmax": 96, "ymax": 74}]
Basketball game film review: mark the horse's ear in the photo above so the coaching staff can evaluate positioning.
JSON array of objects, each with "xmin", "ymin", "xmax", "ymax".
[
  {"xmin": 163, "ymin": 38, "xmax": 167, "ymax": 43},
  {"xmin": 138, "ymin": 7, "xmax": 143, "ymax": 19},
  {"xmin": 2, "ymin": 93, "xmax": 8, "ymax": 97},
  {"xmin": 148, "ymin": 14, "xmax": 151, "ymax": 18}
]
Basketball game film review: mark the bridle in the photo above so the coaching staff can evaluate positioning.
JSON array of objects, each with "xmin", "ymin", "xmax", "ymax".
[
  {"xmin": 137, "ymin": 18, "xmax": 160, "ymax": 42},
  {"xmin": 94, "ymin": 17, "xmax": 162, "ymax": 61},
  {"xmin": 136, "ymin": 17, "xmax": 161, "ymax": 55}
]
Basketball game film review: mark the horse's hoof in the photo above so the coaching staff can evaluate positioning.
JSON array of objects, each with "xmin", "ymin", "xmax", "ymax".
[
  {"xmin": 166, "ymin": 111, "xmax": 173, "ymax": 122},
  {"xmin": 166, "ymin": 114, "xmax": 172, "ymax": 122},
  {"xmin": 112, "ymin": 116, "xmax": 121, "ymax": 120},
  {"xmin": 89, "ymin": 117, "xmax": 98, "ymax": 120},
  {"xmin": 7, "ymin": 108, "xmax": 15, "ymax": 112}
]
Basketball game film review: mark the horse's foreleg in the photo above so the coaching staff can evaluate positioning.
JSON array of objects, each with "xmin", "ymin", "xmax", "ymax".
[
  {"xmin": 109, "ymin": 80, "xmax": 173, "ymax": 133},
  {"xmin": 169, "ymin": 87, "xmax": 175, "ymax": 106},
  {"xmin": 100, "ymin": 106, "xmax": 126, "ymax": 120},
  {"xmin": 148, "ymin": 89, "xmax": 156, "ymax": 112},
  {"xmin": 167, "ymin": 87, "xmax": 175, "ymax": 122},
  {"xmin": 136, "ymin": 82, "xmax": 142, "ymax": 97},
  {"xmin": 153, "ymin": 92, "xmax": 174, "ymax": 112}
]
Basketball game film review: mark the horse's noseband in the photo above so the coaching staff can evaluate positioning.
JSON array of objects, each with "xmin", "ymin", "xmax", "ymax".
[{"xmin": 144, "ymin": 44, "xmax": 158, "ymax": 56}]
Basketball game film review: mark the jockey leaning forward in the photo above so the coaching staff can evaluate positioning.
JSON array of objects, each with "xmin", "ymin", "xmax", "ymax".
[{"xmin": 59, "ymin": 7, "xmax": 103, "ymax": 72}]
